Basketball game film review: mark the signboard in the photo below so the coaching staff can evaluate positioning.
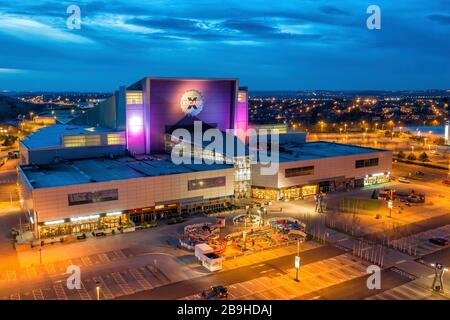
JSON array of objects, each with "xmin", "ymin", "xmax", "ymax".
[
  {"xmin": 295, "ymin": 256, "xmax": 301, "ymax": 269},
  {"xmin": 388, "ymin": 200, "xmax": 393, "ymax": 209},
  {"xmin": 180, "ymin": 89, "xmax": 204, "ymax": 116},
  {"xmin": 68, "ymin": 189, "xmax": 119, "ymax": 206}
]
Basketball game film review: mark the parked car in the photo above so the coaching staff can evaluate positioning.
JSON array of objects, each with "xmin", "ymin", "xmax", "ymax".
[
  {"xmin": 76, "ymin": 233, "xmax": 87, "ymax": 240},
  {"xmin": 7, "ymin": 150, "xmax": 20, "ymax": 159},
  {"xmin": 201, "ymin": 285, "xmax": 228, "ymax": 300},
  {"xmin": 398, "ymin": 177, "xmax": 411, "ymax": 184},
  {"xmin": 442, "ymin": 179, "xmax": 450, "ymax": 186},
  {"xmin": 429, "ymin": 237, "xmax": 449, "ymax": 247},
  {"xmin": 414, "ymin": 170, "xmax": 425, "ymax": 177},
  {"xmin": 167, "ymin": 216, "xmax": 186, "ymax": 225}
]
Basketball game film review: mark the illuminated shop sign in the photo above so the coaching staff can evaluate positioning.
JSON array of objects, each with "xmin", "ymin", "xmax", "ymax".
[
  {"xmin": 106, "ymin": 211, "xmax": 122, "ymax": 216},
  {"xmin": 44, "ymin": 219, "xmax": 65, "ymax": 225},
  {"xmin": 68, "ymin": 189, "xmax": 119, "ymax": 206},
  {"xmin": 180, "ymin": 89, "xmax": 204, "ymax": 116},
  {"xmin": 70, "ymin": 214, "xmax": 100, "ymax": 222}
]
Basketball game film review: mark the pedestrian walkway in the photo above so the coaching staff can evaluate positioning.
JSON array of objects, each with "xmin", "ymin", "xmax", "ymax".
[{"xmin": 365, "ymin": 280, "xmax": 448, "ymax": 300}]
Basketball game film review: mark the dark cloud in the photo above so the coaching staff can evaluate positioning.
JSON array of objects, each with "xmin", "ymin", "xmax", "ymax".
[
  {"xmin": 129, "ymin": 17, "xmax": 201, "ymax": 32},
  {"xmin": 0, "ymin": 0, "xmax": 449, "ymax": 90},
  {"xmin": 428, "ymin": 14, "xmax": 450, "ymax": 25},
  {"xmin": 319, "ymin": 6, "xmax": 349, "ymax": 15}
]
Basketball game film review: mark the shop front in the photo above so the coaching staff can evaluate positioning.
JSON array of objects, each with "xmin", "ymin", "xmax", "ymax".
[
  {"xmin": 252, "ymin": 185, "xmax": 318, "ymax": 201},
  {"xmin": 38, "ymin": 211, "xmax": 126, "ymax": 238}
]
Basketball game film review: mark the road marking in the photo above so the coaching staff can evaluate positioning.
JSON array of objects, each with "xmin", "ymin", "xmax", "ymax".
[
  {"xmin": 93, "ymin": 276, "xmax": 115, "ymax": 300},
  {"xmin": 396, "ymin": 260, "xmax": 406, "ymax": 264},
  {"xmin": 260, "ymin": 268, "xmax": 275, "ymax": 274},
  {"xmin": 129, "ymin": 268, "xmax": 153, "ymax": 291},
  {"xmin": 53, "ymin": 283, "xmax": 68, "ymax": 300},
  {"xmin": 10, "ymin": 293, "xmax": 20, "ymax": 300},
  {"xmin": 77, "ymin": 281, "xmax": 92, "ymax": 300},
  {"xmin": 97, "ymin": 253, "xmax": 110, "ymax": 264},
  {"xmin": 111, "ymin": 272, "xmax": 134, "ymax": 295},
  {"xmin": 6, "ymin": 270, "xmax": 16, "ymax": 281},
  {"xmin": 32, "ymin": 289, "xmax": 44, "ymax": 300}
]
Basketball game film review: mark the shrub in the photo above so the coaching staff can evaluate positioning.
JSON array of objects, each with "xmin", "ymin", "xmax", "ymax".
[
  {"xmin": 407, "ymin": 153, "xmax": 417, "ymax": 161},
  {"xmin": 419, "ymin": 152, "xmax": 430, "ymax": 162},
  {"xmin": 397, "ymin": 151, "xmax": 405, "ymax": 159}
]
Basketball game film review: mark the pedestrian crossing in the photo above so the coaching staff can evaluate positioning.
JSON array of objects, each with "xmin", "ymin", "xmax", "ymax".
[
  {"xmin": 365, "ymin": 281, "xmax": 448, "ymax": 300},
  {"xmin": 2, "ymin": 264, "xmax": 173, "ymax": 300}
]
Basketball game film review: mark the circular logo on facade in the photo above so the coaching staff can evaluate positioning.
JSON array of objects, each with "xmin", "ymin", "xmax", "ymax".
[{"xmin": 180, "ymin": 89, "xmax": 204, "ymax": 116}]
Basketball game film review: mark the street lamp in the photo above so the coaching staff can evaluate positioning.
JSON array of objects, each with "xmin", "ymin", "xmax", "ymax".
[
  {"xmin": 294, "ymin": 254, "xmax": 301, "ymax": 282},
  {"xmin": 430, "ymin": 263, "xmax": 448, "ymax": 292},
  {"xmin": 95, "ymin": 281, "xmax": 101, "ymax": 300},
  {"xmin": 242, "ymin": 231, "xmax": 247, "ymax": 251}
]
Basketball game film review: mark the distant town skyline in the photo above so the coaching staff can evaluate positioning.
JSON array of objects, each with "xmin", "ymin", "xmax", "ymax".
[{"xmin": 0, "ymin": 0, "xmax": 449, "ymax": 91}]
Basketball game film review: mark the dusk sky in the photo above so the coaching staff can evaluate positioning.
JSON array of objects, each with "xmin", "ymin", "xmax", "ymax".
[{"xmin": 0, "ymin": 0, "xmax": 449, "ymax": 92}]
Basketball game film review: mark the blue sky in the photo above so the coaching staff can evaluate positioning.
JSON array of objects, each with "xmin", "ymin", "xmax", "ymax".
[{"xmin": 0, "ymin": 0, "xmax": 449, "ymax": 91}]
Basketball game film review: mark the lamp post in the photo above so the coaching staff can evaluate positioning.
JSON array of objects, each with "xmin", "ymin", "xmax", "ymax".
[
  {"xmin": 95, "ymin": 281, "xmax": 101, "ymax": 300},
  {"xmin": 294, "ymin": 255, "xmax": 300, "ymax": 282},
  {"xmin": 431, "ymin": 263, "xmax": 448, "ymax": 292}
]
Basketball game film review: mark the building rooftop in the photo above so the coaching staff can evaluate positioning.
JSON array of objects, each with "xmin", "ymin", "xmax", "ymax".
[
  {"xmin": 20, "ymin": 124, "xmax": 116, "ymax": 150},
  {"xmin": 20, "ymin": 155, "xmax": 233, "ymax": 189},
  {"xmin": 277, "ymin": 141, "xmax": 389, "ymax": 163}
]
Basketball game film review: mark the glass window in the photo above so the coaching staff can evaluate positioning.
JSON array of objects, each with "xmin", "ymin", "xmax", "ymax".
[
  {"xmin": 107, "ymin": 133, "xmax": 125, "ymax": 145},
  {"xmin": 355, "ymin": 158, "xmax": 379, "ymax": 168},
  {"xmin": 126, "ymin": 91, "xmax": 143, "ymax": 104},
  {"xmin": 188, "ymin": 177, "xmax": 226, "ymax": 191},
  {"xmin": 238, "ymin": 91, "xmax": 247, "ymax": 103},
  {"xmin": 63, "ymin": 134, "xmax": 101, "ymax": 147},
  {"xmin": 68, "ymin": 189, "xmax": 118, "ymax": 206},
  {"xmin": 285, "ymin": 166, "xmax": 314, "ymax": 178}
]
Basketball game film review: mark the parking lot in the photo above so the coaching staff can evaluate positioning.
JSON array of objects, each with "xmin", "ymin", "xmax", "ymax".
[{"xmin": 3, "ymin": 263, "xmax": 174, "ymax": 300}]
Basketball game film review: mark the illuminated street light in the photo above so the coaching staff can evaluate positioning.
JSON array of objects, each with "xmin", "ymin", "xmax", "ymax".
[{"xmin": 95, "ymin": 281, "xmax": 101, "ymax": 300}]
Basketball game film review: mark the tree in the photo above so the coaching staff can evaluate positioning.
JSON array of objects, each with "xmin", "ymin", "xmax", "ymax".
[
  {"xmin": 418, "ymin": 152, "xmax": 430, "ymax": 162},
  {"xmin": 1, "ymin": 135, "xmax": 18, "ymax": 147},
  {"xmin": 407, "ymin": 153, "xmax": 417, "ymax": 161},
  {"xmin": 397, "ymin": 151, "xmax": 405, "ymax": 159}
]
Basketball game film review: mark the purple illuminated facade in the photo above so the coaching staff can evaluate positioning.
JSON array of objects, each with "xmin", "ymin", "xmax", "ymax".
[{"xmin": 124, "ymin": 77, "xmax": 248, "ymax": 155}]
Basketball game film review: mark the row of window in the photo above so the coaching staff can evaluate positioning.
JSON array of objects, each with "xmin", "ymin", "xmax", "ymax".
[
  {"xmin": 68, "ymin": 189, "xmax": 119, "ymax": 206},
  {"xmin": 63, "ymin": 134, "xmax": 125, "ymax": 148},
  {"xmin": 355, "ymin": 158, "xmax": 379, "ymax": 168},
  {"xmin": 63, "ymin": 135, "xmax": 101, "ymax": 147},
  {"xmin": 285, "ymin": 165, "xmax": 315, "ymax": 178},
  {"xmin": 126, "ymin": 91, "xmax": 143, "ymax": 105}
]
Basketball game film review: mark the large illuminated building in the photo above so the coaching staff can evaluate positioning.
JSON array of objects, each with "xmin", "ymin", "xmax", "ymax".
[{"xmin": 18, "ymin": 77, "xmax": 392, "ymax": 240}]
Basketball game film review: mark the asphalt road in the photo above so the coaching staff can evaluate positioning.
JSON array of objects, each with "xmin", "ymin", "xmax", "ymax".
[
  {"xmin": 421, "ymin": 246, "xmax": 450, "ymax": 266},
  {"xmin": 294, "ymin": 268, "xmax": 411, "ymax": 300},
  {"xmin": 117, "ymin": 245, "xmax": 344, "ymax": 300}
]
